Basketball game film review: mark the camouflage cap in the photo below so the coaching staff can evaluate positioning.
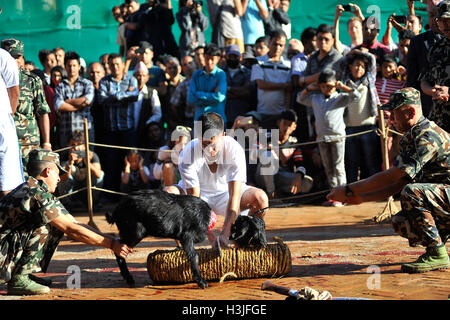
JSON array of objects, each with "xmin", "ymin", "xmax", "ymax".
[
  {"xmin": 1, "ymin": 38, "xmax": 24, "ymax": 56},
  {"xmin": 379, "ymin": 87, "xmax": 421, "ymax": 111},
  {"xmin": 436, "ymin": 0, "xmax": 450, "ymax": 19},
  {"xmin": 28, "ymin": 148, "xmax": 67, "ymax": 175}
]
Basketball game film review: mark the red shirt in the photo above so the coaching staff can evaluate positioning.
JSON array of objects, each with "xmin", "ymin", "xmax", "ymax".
[
  {"xmin": 376, "ymin": 77, "xmax": 406, "ymax": 119},
  {"xmin": 362, "ymin": 40, "xmax": 391, "ymax": 60}
]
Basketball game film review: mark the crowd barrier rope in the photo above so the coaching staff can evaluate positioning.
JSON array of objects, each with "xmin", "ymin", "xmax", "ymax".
[{"xmin": 54, "ymin": 114, "xmax": 399, "ymax": 229}]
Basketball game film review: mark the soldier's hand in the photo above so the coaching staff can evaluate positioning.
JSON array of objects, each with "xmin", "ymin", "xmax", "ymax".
[
  {"xmin": 345, "ymin": 193, "xmax": 363, "ymax": 205},
  {"xmin": 432, "ymin": 85, "xmax": 449, "ymax": 102},
  {"xmin": 327, "ymin": 186, "xmax": 346, "ymax": 203},
  {"xmin": 111, "ymin": 239, "xmax": 133, "ymax": 258}
]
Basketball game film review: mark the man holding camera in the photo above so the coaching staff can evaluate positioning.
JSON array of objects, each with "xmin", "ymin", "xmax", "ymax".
[
  {"xmin": 361, "ymin": 16, "xmax": 391, "ymax": 60},
  {"xmin": 58, "ymin": 130, "xmax": 104, "ymax": 210},
  {"xmin": 176, "ymin": 0, "xmax": 209, "ymax": 58},
  {"xmin": 333, "ymin": 3, "xmax": 364, "ymax": 56},
  {"xmin": 137, "ymin": 0, "xmax": 179, "ymax": 59}
]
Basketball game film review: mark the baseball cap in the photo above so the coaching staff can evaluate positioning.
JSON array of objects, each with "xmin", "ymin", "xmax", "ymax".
[
  {"xmin": 136, "ymin": 41, "xmax": 153, "ymax": 54},
  {"xmin": 379, "ymin": 87, "xmax": 421, "ymax": 111},
  {"xmin": 1, "ymin": 38, "xmax": 24, "ymax": 56},
  {"xmin": 28, "ymin": 148, "xmax": 67, "ymax": 175},
  {"xmin": 225, "ymin": 44, "xmax": 241, "ymax": 57},
  {"xmin": 436, "ymin": 0, "xmax": 450, "ymax": 18}
]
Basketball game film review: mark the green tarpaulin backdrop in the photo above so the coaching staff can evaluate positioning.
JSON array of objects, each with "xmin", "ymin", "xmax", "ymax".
[{"xmin": 0, "ymin": 0, "xmax": 428, "ymax": 67}]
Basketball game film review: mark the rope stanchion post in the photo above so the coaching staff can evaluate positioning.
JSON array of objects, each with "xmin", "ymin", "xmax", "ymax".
[
  {"xmin": 373, "ymin": 110, "xmax": 398, "ymax": 223},
  {"xmin": 83, "ymin": 119, "xmax": 99, "ymax": 230}
]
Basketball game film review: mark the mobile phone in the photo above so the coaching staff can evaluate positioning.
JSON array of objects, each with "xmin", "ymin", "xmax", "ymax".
[
  {"xmin": 240, "ymin": 116, "xmax": 253, "ymax": 125},
  {"xmin": 393, "ymin": 15, "xmax": 407, "ymax": 24},
  {"xmin": 342, "ymin": 4, "xmax": 351, "ymax": 12}
]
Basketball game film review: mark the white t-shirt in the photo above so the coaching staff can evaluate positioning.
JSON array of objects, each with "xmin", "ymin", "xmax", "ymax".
[
  {"xmin": 0, "ymin": 48, "xmax": 19, "ymax": 114},
  {"xmin": 178, "ymin": 136, "xmax": 247, "ymax": 196}
]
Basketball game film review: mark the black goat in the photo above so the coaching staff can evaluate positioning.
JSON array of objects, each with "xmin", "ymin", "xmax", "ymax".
[
  {"xmin": 105, "ymin": 189, "xmax": 212, "ymax": 288},
  {"xmin": 229, "ymin": 215, "xmax": 267, "ymax": 248}
]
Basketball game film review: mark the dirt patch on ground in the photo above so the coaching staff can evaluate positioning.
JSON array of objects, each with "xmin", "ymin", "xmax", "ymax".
[{"xmin": 1, "ymin": 200, "xmax": 448, "ymax": 300}]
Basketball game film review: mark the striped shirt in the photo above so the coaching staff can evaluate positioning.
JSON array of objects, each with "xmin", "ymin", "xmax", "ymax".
[
  {"xmin": 375, "ymin": 77, "xmax": 406, "ymax": 118},
  {"xmin": 98, "ymin": 74, "xmax": 139, "ymax": 132},
  {"xmin": 251, "ymin": 54, "xmax": 291, "ymax": 115},
  {"xmin": 375, "ymin": 77, "xmax": 406, "ymax": 104}
]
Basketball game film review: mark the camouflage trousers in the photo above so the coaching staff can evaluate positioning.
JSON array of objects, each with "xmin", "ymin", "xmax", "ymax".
[
  {"xmin": 392, "ymin": 183, "xmax": 450, "ymax": 248},
  {"xmin": 0, "ymin": 223, "xmax": 64, "ymax": 283}
]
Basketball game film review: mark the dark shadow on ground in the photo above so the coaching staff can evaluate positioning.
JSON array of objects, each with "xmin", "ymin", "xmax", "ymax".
[
  {"xmin": 288, "ymin": 262, "xmax": 405, "ymax": 278},
  {"xmin": 56, "ymin": 222, "xmax": 396, "ymax": 254}
]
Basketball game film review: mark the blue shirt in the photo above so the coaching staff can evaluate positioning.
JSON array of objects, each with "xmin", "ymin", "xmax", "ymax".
[
  {"xmin": 98, "ymin": 74, "xmax": 139, "ymax": 132},
  {"xmin": 241, "ymin": 0, "xmax": 267, "ymax": 45},
  {"xmin": 188, "ymin": 66, "xmax": 227, "ymax": 123}
]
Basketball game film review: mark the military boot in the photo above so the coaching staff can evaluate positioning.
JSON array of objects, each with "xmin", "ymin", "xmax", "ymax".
[
  {"xmin": 401, "ymin": 244, "xmax": 449, "ymax": 273},
  {"xmin": 29, "ymin": 274, "xmax": 52, "ymax": 287},
  {"xmin": 7, "ymin": 274, "xmax": 50, "ymax": 295}
]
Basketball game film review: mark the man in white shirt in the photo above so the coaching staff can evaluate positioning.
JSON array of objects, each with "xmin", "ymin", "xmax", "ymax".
[
  {"xmin": 165, "ymin": 112, "xmax": 269, "ymax": 248},
  {"xmin": 0, "ymin": 48, "xmax": 24, "ymax": 198}
]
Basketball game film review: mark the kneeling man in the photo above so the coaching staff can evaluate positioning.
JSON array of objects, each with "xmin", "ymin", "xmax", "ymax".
[
  {"xmin": 0, "ymin": 149, "xmax": 132, "ymax": 295},
  {"xmin": 328, "ymin": 88, "xmax": 449, "ymax": 273},
  {"xmin": 165, "ymin": 112, "xmax": 269, "ymax": 248}
]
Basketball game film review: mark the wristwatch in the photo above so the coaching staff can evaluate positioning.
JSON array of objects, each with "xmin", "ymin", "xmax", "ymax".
[{"xmin": 345, "ymin": 184, "xmax": 354, "ymax": 197}]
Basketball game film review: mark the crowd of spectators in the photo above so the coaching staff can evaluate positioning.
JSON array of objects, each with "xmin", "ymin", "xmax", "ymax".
[{"xmin": 2, "ymin": 0, "xmax": 449, "ymax": 209}]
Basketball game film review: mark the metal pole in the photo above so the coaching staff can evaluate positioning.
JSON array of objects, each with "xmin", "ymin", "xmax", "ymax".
[{"xmin": 83, "ymin": 118, "xmax": 99, "ymax": 230}]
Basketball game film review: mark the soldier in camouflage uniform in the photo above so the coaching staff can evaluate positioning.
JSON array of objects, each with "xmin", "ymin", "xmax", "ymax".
[
  {"xmin": 0, "ymin": 149, "xmax": 132, "ymax": 295},
  {"xmin": 420, "ymin": 0, "xmax": 450, "ymax": 133},
  {"xmin": 0, "ymin": 38, "xmax": 52, "ymax": 170},
  {"xmin": 328, "ymin": 87, "xmax": 449, "ymax": 273}
]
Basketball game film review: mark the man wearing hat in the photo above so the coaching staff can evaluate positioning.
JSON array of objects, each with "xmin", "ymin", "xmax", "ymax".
[
  {"xmin": 223, "ymin": 44, "xmax": 252, "ymax": 128},
  {"xmin": 0, "ymin": 148, "xmax": 132, "ymax": 295},
  {"xmin": 328, "ymin": 87, "xmax": 450, "ymax": 273},
  {"xmin": 1, "ymin": 38, "xmax": 51, "ymax": 169},
  {"xmin": 420, "ymin": 0, "xmax": 450, "ymax": 133}
]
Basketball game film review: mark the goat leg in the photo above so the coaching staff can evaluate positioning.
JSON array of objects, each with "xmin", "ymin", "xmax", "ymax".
[
  {"xmin": 181, "ymin": 239, "xmax": 208, "ymax": 289},
  {"xmin": 115, "ymin": 254, "xmax": 136, "ymax": 288}
]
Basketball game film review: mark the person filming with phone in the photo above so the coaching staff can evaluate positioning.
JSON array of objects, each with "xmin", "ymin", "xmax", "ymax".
[
  {"xmin": 57, "ymin": 130, "xmax": 104, "ymax": 210},
  {"xmin": 333, "ymin": 3, "xmax": 365, "ymax": 55}
]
